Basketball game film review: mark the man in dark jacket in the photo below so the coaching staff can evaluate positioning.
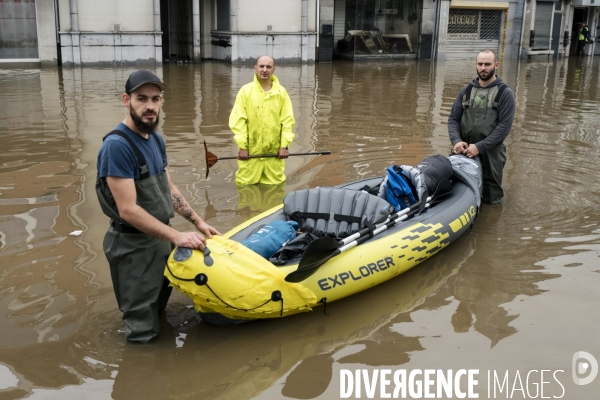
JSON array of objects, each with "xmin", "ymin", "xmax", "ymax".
[{"xmin": 448, "ymin": 49, "xmax": 516, "ymax": 204}]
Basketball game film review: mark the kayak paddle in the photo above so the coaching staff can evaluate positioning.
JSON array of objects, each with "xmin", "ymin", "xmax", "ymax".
[{"xmin": 284, "ymin": 179, "xmax": 453, "ymax": 283}]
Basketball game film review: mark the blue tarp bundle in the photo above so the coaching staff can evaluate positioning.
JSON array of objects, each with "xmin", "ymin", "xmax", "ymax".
[{"xmin": 241, "ymin": 220, "xmax": 299, "ymax": 259}]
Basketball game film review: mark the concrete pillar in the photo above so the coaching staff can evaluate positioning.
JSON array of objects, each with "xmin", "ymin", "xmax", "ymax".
[
  {"xmin": 152, "ymin": 0, "xmax": 162, "ymax": 64},
  {"xmin": 193, "ymin": 0, "xmax": 201, "ymax": 62},
  {"xmin": 436, "ymin": 1, "xmax": 449, "ymax": 61},
  {"xmin": 201, "ymin": 0, "xmax": 212, "ymax": 59},
  {"xmin": 302, "ymin": 0, "xmax": 308, "ymax": 32},
  {"xmin": 230, "ymin": 0, "xmax": 238, "ymax": 61},
  {"xmin": 69, "ymin": 0, "xmax": 78, "ymax": 31},
  {"xmin": 153, "ymin": 0, "xmax": 161, "ymax": 31},
  {"xmin": 69, "ymin": 0, "xmax": 80, "ymax": 64},
  {"xmin": 301, "ymin": 0, "xmax": 309, "ymax": 62},
  {"xmin": 154, "ymin": 0, "xmax": 162, "ymax": 63},
  {"xmin": 230, "ymin": 0, "xmax": 237, "ymax": 32},
  {"xmin": 591, "ymin": 8, "xmax": 599, "ymax": 55},
  {"xmin": 37, "ymin": 0, "xmax": 58, "ymax": 66}
]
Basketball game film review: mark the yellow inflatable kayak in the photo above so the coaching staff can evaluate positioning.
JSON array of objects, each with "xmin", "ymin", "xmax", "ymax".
[{"xmin": 165, "ymin": 154, "xmax": 482, "ymax": 323}]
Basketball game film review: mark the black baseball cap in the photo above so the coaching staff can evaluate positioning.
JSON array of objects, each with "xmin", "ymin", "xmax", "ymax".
[{"xmin": 125, "ymin": 70, "xmax": 167, "ymax": 94}]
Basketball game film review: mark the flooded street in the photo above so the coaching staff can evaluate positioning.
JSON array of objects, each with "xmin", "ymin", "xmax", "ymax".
[{"xmin": 1, "ymin": 56, "xmax": 600, "ymax": 399}]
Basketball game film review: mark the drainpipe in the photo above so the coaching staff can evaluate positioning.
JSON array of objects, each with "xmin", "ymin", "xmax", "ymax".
[
  {"xmin": 316, "ymin": 0, "xmax": 320, "ymax": 49},
  {"xmin": 54, "ymin": 0, "xmax": 62, "ymax": 65},
  {"xmin": 518, "ymin": 0, "xmax": 527, "ymax": 58},
  {"xmin": 432, "ymin": 0, "xmax": 441, "ymax": 60}
]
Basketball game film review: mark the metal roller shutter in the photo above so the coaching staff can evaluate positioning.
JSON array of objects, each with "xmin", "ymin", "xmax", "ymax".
[
  {"xmin": 533, "ymin": 2, "xmax": 553, "ymax": 50},
  {"xmin": 334, "ymin": 0, "xmax": 347, "ymax": 44},
  {"xmin": 446, "ymin": 9, "xmax": 502, "ymax": 60}
]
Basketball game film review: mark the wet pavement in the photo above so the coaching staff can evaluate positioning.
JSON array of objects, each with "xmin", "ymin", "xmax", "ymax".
[{"xmin": 0, "ymin": 56, "xmax": 599, "ymax": 399}]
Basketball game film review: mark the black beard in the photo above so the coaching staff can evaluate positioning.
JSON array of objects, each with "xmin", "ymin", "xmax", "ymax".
[
  {"xmin": 477, "ymin": 67, "xmax": 496, "ymax": 82},
  {"xmin": 130, "ymin": 107, "xmax": 159, "ymax": 134}
]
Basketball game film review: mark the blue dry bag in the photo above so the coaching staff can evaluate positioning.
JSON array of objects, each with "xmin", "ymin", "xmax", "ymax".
[
  {"xmin": 241, "ymin": 220, "xmax": 299, "ymax": 259},
  {"xmin": 385, "ymin": 166, "xmax": 417, "ymax": 211}
]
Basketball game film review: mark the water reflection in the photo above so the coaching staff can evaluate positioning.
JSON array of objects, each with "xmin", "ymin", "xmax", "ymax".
[
  {"xmin": 444, "ymin": 206, "xmax": 558, "ymax": 346},
  {"xmin": 0, "ymin": 71, "xmax": 93, "ymax": 347},
  {"xmin": 1, "ymin": 56, "xmax": 600, "ymax": 398},
  {"xmin": 236, "ymin": 184, "xmax": 286, "ymax": 217},
  {"xmin": 108, "ymin": 234, "xmax": 470, "ymax": 400}
]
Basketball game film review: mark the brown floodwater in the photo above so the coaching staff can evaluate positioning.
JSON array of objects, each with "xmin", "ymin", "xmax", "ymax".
[{"xmin": 1, "ymin": 57, "xmax": 600, "ymax": 399}]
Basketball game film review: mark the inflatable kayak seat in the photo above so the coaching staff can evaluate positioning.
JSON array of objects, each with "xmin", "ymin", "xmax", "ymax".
[{"xmin": 283, "ymin": 187, "xmax": 393, "ymax": 238}]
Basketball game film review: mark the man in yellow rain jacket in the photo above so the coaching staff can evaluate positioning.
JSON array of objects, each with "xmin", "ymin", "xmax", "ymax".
[
  {"xmin": 578, "ymin": 22, "xmax": 590, "ymax": 56},
  {"xmin": 229, "ymin": 55, "xmax": 296, "ymax": 185}
]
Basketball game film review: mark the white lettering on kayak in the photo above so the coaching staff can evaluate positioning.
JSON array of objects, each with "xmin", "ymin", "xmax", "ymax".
[{"xmin": 317, "ymin": 256, "xmax": 395, "ymax": 291}]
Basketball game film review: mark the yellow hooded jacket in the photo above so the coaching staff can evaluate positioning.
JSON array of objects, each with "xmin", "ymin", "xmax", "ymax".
[{"xmin": 229, "ymin": 74, "xmax": 295, "ymax": 184}]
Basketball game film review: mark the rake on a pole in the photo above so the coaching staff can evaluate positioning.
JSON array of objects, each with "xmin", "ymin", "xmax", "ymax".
[{"xmin": 203, "ymin": 141, "xmax": 331, "ymax": 179}]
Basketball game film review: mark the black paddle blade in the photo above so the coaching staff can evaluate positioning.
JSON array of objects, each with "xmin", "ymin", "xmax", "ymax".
[{"xmin": 285, "ymin": 237, "xmax": 340, "ymax": 283}]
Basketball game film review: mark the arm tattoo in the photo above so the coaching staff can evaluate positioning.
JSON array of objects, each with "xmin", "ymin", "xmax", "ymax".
[{"xmin": 172, "ymin": 193, "xmax": 195, "ymax": 223}]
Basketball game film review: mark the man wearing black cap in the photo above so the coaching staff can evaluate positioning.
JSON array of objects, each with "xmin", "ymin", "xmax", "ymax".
[{"xmin": 96, "ymin": 70, "xmax": 220, "ymax": 343}]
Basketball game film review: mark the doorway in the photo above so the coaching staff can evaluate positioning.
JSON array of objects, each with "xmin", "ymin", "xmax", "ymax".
[
  {"xmin": 160, "ymin": 0, "xmax": 193, "ymax": 62},
  {"xmin": 570, "ymin": 8, "xmax": 589, "ymax": 56}
]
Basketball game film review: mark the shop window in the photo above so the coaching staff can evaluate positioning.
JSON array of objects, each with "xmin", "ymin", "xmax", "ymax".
[
  {"xmin": 0, "ymin": 0, "xmax": 39, "ymax": 59},
  {"xmin": 448, "ymin": 9, "xmax": 501, "ymax": 41},
  {"xmin": 216, "ymin": 0, "xmax": 230, "ymax": 31},
  {"xmin": 337, "ymin": 0, "xmax": 419, "ymax": 56}
]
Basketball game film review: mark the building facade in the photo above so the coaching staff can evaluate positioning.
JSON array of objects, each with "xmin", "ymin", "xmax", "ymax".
[
  {"xmin": 437, "ymin": 0, "xmax": 521, "ymax": 60},
  {"xmin": 519, "ymin": 0, "xmax": 600, "ymax": 58},
  {"xmin": 0, "ymin": 0, "xmax": 597, "ymax": 66}
]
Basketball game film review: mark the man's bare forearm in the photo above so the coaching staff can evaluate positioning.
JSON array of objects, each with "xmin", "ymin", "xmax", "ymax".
[
  {"xmin": 106, "ymin": 176, "xmax": 179, "ymax": 242},
  {"xmin": 171, "ymin": 191, "xmax": 197, "ymax": 224},
  {"xmin": 165, "ymin": 170, "xmax": 219, "ymax": 240},
  {"xmin": 122, "ymin": 205, "xmax": 179, "ymax": 242}
]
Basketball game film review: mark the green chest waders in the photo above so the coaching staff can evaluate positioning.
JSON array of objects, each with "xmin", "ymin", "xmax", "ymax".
[
  {"xmin": 96, "ymin": 131, "xmax": 175, "ymax": 343},
  {"xmin": 460, "ymin": 85, "xmax": 507, "ymax": 204}
]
